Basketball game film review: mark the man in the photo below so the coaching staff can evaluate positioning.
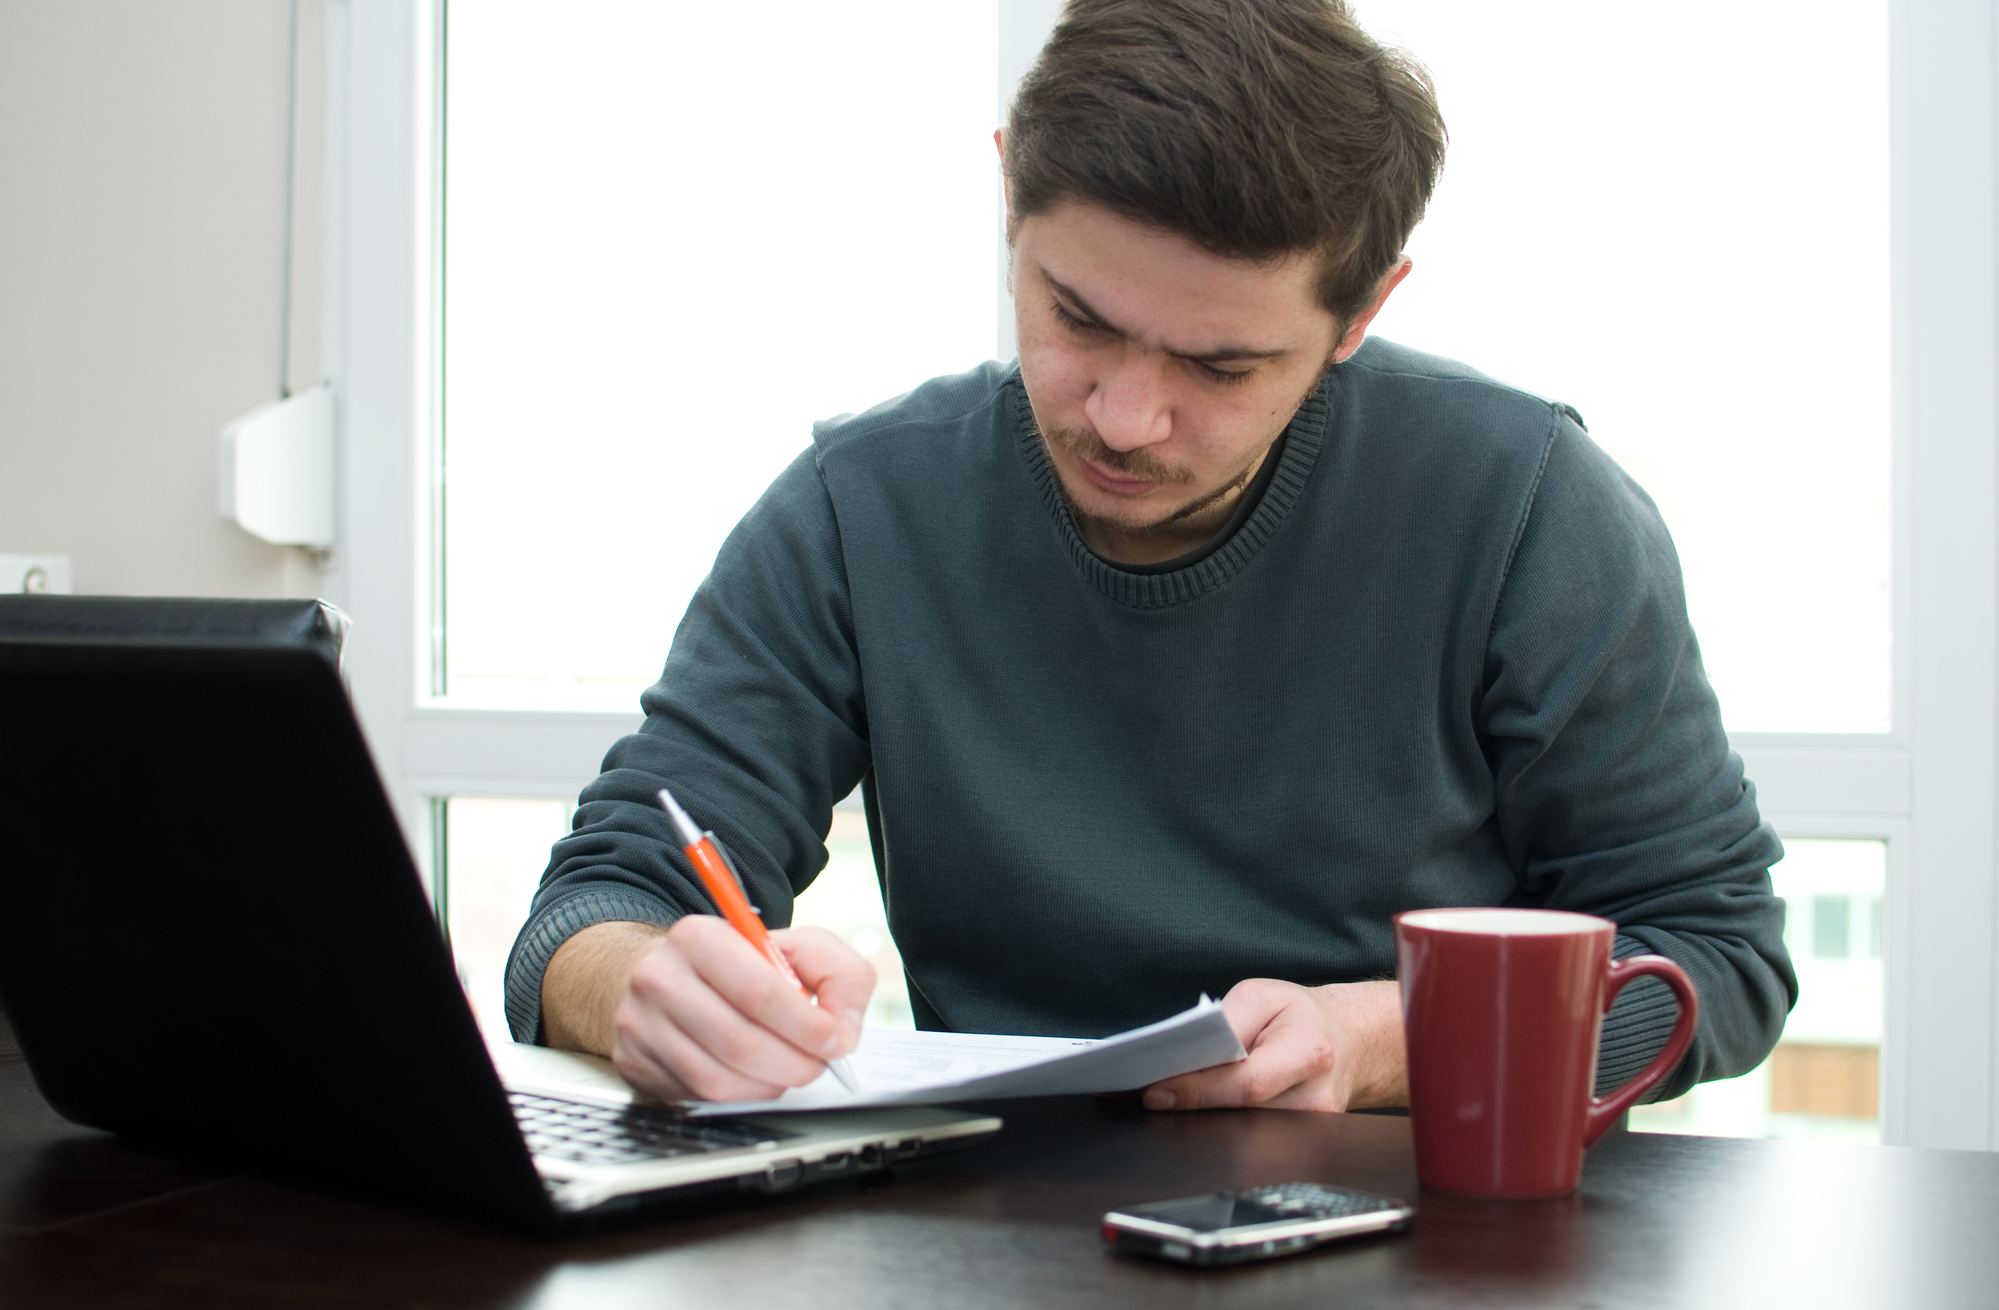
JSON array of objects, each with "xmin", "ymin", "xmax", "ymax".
[{"xmin": 505, "ymin": 0, "xmax": 1795, "ymax": 1112}]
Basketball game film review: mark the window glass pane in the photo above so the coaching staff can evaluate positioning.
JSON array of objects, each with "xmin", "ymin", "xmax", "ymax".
[
  {"xmin": 1631, "ymin": 837, "xmax": 1885, "ymax": 1142},
  {"xmin": 443, "ymin": 798, "xmax": 913, "ymax": 1043},
  {"xmin": 1354, "ymin": 0, "xmax": 1890, "ymax": 733},
  {"xmin": 787, "ymin": 809, "xmax": 915, "ymax": 1031},
  {"xmin": 442, "ymin": 1, "xmax": 999, "ymax": 708},
  {"xmin": 444, "ymin": 796, "xmax": 571, "ymax": 1042},
  {"xmin": 1812, "ymin": 895, "xmax": 1852, "ymax": 960}
]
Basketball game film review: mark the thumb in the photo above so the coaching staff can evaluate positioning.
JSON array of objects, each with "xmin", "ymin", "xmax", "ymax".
[{"xmin": 1219, "ymin": 979, "xmax": 1298, "ymax": 1051}]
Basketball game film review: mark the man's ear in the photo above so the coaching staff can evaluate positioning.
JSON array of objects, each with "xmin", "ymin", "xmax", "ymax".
[
  {"xmin": 994, "ymin": 128, "xmax": 1012, "ymax": 223},
  {"xmin": 1332, "ymin": 258, "xmax": 1413, "ymax": 363}
]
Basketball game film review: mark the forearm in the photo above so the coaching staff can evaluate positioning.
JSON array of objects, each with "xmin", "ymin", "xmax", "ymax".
[
  {"xmin": 541, "ymin": 921, "xmax": 668, "ymax": 1055},
  {"xmin": 1598, "ymin": 919, "xmax": 1794, "ymax": 1100}
]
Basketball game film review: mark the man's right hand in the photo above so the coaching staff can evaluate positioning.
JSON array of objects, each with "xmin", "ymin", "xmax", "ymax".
[{"xmin": 540, "ymin": 917, "xmax": 875, "ymax": 1102}]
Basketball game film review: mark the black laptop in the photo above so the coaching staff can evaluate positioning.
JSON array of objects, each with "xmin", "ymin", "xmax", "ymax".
[{"xmin": 0, "ymin": 596, "xmax": 997, "ymax": 1232}]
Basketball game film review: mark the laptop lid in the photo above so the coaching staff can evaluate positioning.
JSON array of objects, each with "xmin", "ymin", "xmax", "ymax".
[
  {"xmin": 0, "ymin": 631, "xmax": 558, "ymax": 1231},
  {"xmin": 0, "ymin": 594, "xmax": 350, "ymax": 668}
]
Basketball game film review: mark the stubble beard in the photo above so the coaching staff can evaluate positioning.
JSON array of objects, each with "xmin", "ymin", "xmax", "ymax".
[{"xmin": 1038, "ymin": 422, "xmax": 1270, "ymax": 548}]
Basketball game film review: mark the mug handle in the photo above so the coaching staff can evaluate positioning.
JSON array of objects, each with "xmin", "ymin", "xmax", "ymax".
[{"xmin": 1583, "ymin": 954, "xmax": 1701, "ymax": 1147}]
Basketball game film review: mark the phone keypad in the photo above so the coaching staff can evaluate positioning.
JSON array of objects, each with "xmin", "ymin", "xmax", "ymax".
[{"xmin": 1240, "ymin": 1182, "xmax": 1393, "ymax": 1217}]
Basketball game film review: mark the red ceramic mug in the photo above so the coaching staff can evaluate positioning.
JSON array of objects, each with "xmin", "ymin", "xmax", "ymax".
[{"xmin": 1395, "ymin": 908, "xmax": 1699, "ymax": 1199}]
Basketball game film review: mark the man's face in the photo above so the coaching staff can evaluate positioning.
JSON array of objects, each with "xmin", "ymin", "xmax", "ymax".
[{"xmin": 1011, "ymin": 202, "xmax": 1388, "ymax": 564}]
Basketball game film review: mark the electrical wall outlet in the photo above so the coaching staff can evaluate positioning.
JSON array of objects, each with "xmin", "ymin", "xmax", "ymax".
[{"xmin": 0, "ymin": 555, "xmax": 74, "ymax": 594}]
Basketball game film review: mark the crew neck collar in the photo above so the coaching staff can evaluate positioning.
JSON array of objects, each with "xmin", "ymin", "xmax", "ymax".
[
  {"xmin": 1113, "ymin": 429, "xmax": 1290, "ymax": 577},
  {"xmin": 1010, "ymin": 370, "xmax": 1335, "ymax": 609}
]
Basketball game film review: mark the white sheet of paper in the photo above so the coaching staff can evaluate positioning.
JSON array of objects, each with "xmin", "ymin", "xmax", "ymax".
[
  {"xmin": 679, "ymin": 995, "xmax": 1247, "ymax": 1117},
  {"xmin": 492, "ymin": 1039, "xmax": 642, "ymax": 1107}
]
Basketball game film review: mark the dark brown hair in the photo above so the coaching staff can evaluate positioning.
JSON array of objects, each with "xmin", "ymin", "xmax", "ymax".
[{"xmin": 1004, "ymin": 0, "xmax": 1447, "ymax": 325}]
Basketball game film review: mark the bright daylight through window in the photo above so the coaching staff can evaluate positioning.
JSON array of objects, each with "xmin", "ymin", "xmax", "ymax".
[
  {"xmin": 439, "ymin": 0, "xmax": 999, "ymax": 1039},
  {"xmin": 442, "ymin": 1, "xmax": 998, "ymax": 710},
  {"xmin": 1355, "ymin": 0, "xmax": 1891, "ymax": 736},
  {"xmin": 441, "ymin": 1, "xmax": 1891, "ymax": 1137}
]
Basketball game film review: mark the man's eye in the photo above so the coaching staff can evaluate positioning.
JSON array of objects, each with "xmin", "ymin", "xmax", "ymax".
[
  {"xmin": 1200, "ymin": 363, "xmax": 1255, "ymax": 386},
  {"xmin": 1051, "ymin": 300, "xmax": 1101, "ymax": 333}
]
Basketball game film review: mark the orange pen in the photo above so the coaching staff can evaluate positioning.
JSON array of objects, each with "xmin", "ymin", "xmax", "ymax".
[{"xmin": 657, "ymin": 788, "xmax": 859, "ymax": 1093}]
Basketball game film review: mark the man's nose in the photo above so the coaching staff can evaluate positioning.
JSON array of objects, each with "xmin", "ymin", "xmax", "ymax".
[{"xmin": 1082, "ymin": 353, "xmax": 1173, "ymax": 452}]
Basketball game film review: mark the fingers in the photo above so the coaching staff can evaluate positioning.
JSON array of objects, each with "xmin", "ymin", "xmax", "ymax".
[
  {"xmin": 771, "ymin": 925, "xmax": 877, "ymax": 1036},
  {"xmin": 1138, "ymin": 979, "xmax": 1409, "ymax": 1113},
  {"xmin": 612, "ymin": 1004, "xmax": 784, "ymax": 1104},
  {"xmin": 610, "ymin": 917, "xmax": 847, "ymax": 1101},
  {"xmin": 1142, "ymin": 1047, "xmax": 1307, "ymax": 1111},
  {"xmin": 1217, "ymin": 976, "xmax": 1299, "ymax": 1048},
  {"xmin": 1142, "ymin": 979, "xmax": 1335, "ymax": 1112},
  {"xmin": 1142, "ymin": 1016, "xmax": 1339, "ymax": 1111},
  {"xmin": 676, "ymin": 920, "xmax": 863, "ymax": 1061}
]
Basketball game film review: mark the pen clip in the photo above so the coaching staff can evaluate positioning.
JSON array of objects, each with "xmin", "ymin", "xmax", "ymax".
[
  {"xmin": 703, "ymin": 829, "xmax": 760, "ymax": 915},
  {"xmin": 702, "ymin": 830, "xmax": 747, "ymax": 892}
]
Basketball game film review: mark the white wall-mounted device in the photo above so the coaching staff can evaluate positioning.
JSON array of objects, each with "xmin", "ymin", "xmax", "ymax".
[
  {"xmin": 0, "ymin": 555, "xmax": 74, "ymax": 594},
  {"xmin": 218, "ymin": 384, "xmax": 335, "ymax": 549}
]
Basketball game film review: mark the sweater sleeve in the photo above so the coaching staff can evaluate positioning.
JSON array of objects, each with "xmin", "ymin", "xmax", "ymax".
[
  {"xmin": 503, "ymin": 448, "xmax": 870, "ymax": 1043},
  {"xmin": 1480, "ymin": 414, "xmax": 1797, "ymax": 1102}
]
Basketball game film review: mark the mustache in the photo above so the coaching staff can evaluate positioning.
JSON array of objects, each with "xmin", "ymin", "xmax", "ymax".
[{"xmin": 1041, "ymin": 424, "xmax": 1195, "ymax": 485}]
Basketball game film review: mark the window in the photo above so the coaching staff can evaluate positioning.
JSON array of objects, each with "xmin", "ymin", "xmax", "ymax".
[
  {"xmin": 441, "ymin": 1, "xmax": 999, "ymax": 710},
  {"xmin": 427, "ymin": 0, "xmax": 997, "ymax": 1038},
  {"xmin": 1356, "ymin": 0, "xmax": 1895, "ymax": 1141},
  {"xmin": 325, "ymin": 0, "xmax": 1999, "ymax": 1149},
  {"xmin": 441, "ymin": 796, "xmax": 570, "ymax": 1039},
  {"xmin": 1357, "ymin": 0, "xmax": 1891, "ymax": 734},
  {"xmin": 1814, "ymin": 896, "xmax": 1854, "ymax": 962},
  {"xmin": 1633, "ymin": 839, "xmax": 1888, "ymax": 1141}
]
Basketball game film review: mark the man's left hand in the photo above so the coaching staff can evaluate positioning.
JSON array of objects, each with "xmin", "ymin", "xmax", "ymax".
[{"xmin": 1141, "ymin": 978, "xmax": 1406, "ymax": 1112}]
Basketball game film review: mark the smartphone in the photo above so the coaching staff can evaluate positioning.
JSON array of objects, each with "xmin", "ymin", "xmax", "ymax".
[{"xmin": 1101, "ymin": 1181, "xmax": 1415, "ymax": 1267}]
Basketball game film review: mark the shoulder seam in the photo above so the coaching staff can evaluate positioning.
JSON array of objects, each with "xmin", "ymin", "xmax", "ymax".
[
  {"xmin": 813, "ymin": 366, "xmax": 1016, "ymax": 455},
  {"xmin": 1344, "ymin": 354, "xmax": 1578, "ymax": 420},
  {"xmin": 1485, "ymin": 410, "xmax": 1564, "ymax": 654}
]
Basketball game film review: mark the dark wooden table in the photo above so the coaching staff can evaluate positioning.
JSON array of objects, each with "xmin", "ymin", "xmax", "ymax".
[{"xmin": 4, "ymin": 1007, "xmax": 1996, "ymax": 1310}]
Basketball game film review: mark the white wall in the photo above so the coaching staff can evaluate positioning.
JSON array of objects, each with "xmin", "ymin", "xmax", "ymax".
[
  {"xmin": 994, "ymin": 0, "xmax": 1061, "ymax": 361},
  {"xmin": 0, "ymin": 0, "xmax": 325, "ymax": 598}
]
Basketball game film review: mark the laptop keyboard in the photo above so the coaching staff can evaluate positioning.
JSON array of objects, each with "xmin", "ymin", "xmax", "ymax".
[{"xmin": 509, "ymin": 1092, "xmax": 799, "ymax": 1167}]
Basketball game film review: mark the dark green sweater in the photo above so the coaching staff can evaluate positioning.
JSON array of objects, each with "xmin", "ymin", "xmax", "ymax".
[{"xmin": 505, "ymin": 338, "xmax": 1796, "ymax": 1100}]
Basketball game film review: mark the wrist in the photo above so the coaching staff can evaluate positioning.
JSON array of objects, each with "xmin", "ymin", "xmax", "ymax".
[
  {"xmin": 1319, "ymin": 979, "xmax": 1408, "ymax": 1110},
  {"xmin": 541, "ymin": 920, "xmax": 669, "ymax": 1054}
]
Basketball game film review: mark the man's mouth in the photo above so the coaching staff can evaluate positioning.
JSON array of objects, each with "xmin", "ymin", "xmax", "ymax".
[{"xmin": 1076, "ymin": 456, "xmax": 1158, "ymax": 498}]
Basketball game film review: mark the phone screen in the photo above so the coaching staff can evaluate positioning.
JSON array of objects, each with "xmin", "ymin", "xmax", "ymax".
[{"xmin": 1128, "ymin": 1193, "xmax": 1290, "ymax": 1232}]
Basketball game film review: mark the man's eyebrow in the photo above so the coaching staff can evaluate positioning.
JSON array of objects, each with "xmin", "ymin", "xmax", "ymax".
[{"xmin": 1040, "ymin": 268, "xmax": 1292, "ymax": 364}]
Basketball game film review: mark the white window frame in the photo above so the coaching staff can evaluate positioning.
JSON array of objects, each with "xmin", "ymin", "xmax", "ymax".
[{"xmin": 319, "ymin": 0, "xmax": 1999, "ymax": 1149}]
